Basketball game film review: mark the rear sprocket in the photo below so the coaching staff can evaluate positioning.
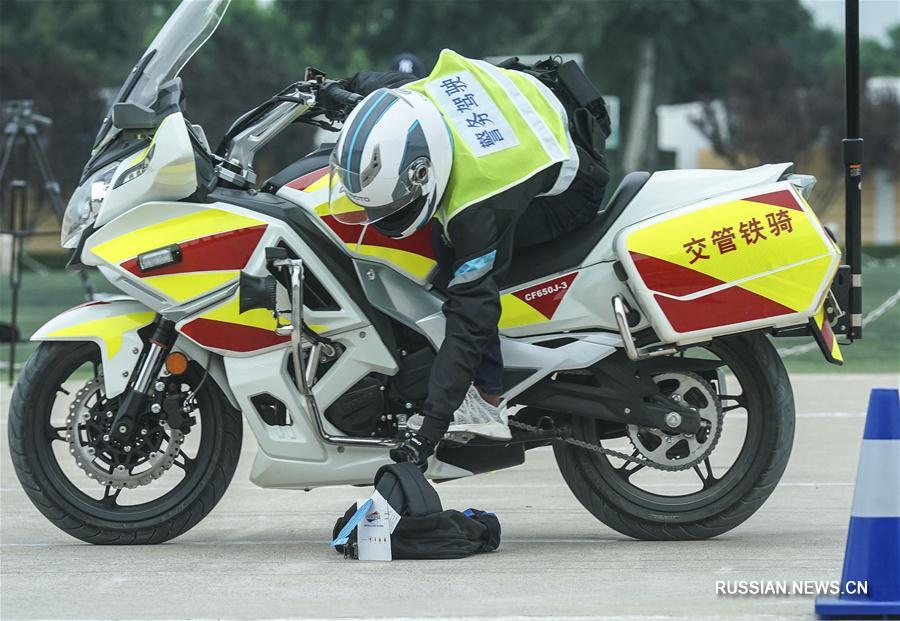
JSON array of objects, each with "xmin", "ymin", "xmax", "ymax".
[{"xmin": 626, "ymin": 371, "xmax": 723, "ymax": 471}]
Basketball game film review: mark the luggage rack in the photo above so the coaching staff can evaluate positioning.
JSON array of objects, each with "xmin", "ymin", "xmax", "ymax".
[{"xmin": 611, "ymin": 295, "xmax": 677, "ymax": 362}]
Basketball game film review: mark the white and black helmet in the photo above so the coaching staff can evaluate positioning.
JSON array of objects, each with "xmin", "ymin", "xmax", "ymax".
[{"xmin": 329, "ymin": 88, "xmax": 453, "ymax": 239}]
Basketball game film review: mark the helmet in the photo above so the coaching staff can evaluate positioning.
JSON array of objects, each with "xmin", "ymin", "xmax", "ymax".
[{"xmin": 329, "ymin": 88, "xmax": 452, "ymax": 239}]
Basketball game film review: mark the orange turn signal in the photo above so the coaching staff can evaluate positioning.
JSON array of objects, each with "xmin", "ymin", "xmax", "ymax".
[{"xmin": 165, "ymin": 352, "xmax": 189, "ymax": 375}]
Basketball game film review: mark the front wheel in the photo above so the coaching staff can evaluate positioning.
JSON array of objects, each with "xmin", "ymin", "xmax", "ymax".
[
  {"xmin": 7, "ymin": 341, "xmax": 242, "ymax": 544},
  {"xmin": 554, "ymin": 332, "xmax": 794, "ymax": 540}
]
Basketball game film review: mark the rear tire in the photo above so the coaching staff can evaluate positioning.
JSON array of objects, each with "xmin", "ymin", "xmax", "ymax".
[
  {"xmin": 8, "ymin": 341, "xmax": 242, "ymax": 544},
  {"xmin": 554, "ymin": 332, "xmax": 794, "ymax": 540}
]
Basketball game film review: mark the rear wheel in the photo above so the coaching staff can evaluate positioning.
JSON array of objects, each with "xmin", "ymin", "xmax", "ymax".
[
  {"xmin": 554, "ymin": 332, "xmax": 794, "ymax": 540},
  {"xmin": 8, "ymin": 341, "xmax": 242, "ymax": 544}
]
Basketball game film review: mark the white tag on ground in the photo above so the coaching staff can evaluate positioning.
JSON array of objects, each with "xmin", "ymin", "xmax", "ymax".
[{"xmin": 357, "ymin": 490, "xmax": 392, "ymax": 561}]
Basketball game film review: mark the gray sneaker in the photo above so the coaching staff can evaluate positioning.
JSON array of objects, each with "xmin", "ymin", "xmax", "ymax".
[{"xmin": 407, "ymin": 385, "xmax": 511, "ymax": 440}]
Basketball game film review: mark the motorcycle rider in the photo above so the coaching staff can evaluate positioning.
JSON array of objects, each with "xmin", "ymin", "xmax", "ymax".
[{"xmin": 329, "ymin": 49, "xmax": 611, "ymax": 468}]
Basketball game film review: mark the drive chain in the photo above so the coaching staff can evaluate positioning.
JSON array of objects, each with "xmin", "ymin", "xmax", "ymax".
[{"xmin": 508, "ymin": 418, "xmax": 684, "ymax": 472}]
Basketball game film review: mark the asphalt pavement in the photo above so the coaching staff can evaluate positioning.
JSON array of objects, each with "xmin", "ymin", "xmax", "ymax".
[{"xmin": 1, "ymin": 373, "xmax": 897, "ymax": 621}]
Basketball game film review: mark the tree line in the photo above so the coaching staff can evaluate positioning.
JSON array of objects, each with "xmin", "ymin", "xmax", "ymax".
[{"xmin": 1, "ymin": 0, "xmax": 897, "ymax": 197}]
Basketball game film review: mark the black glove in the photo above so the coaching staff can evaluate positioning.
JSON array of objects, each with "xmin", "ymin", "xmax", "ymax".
[
  {"xmin": 345, "ymin": 70, "xmax": 416, "ymax": 96},
  {"xmin": 389, "ymin": 434, "xmax": 435, "ymax": 471}
]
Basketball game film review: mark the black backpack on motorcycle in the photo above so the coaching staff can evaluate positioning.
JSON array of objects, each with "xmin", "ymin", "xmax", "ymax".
[
  {"xmin": 332, "ymin": 462, "xmax": 501, "ymax": 560},
  {"xmin": 495, "ymin": 55, "xmax": 611, "ymax": 194}
]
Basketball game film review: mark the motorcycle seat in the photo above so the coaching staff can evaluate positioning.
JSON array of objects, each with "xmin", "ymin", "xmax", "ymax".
[{"xmin": 501, "ymin": 171, "xmax": 651, "ymax": 288}]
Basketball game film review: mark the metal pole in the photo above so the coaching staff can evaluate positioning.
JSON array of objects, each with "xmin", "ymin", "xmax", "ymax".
[
  {"xmin": 23, "ymin": 116, "xmax": 95, "ymax": 300},
  {"xmin": 25, "ymin": 124, "xmax": 65, "ymax": 220},
  {"xmin": 24, "ymin": 125, "xmax": 95, "ymax": 300},
  {"xmin": 843, "ymin": 0, "xmax": 864, "ymax": 340},
  {"xmin": 0, "ymin": 120, "xmax": 17, "ymax": 184},
  {"xmin": 8, "ymin": 180, "xmax": 26, "ymax": 385}
]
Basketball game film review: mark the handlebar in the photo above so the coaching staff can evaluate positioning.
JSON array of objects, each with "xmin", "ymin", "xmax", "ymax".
[
  {"xmin": 218, "ymin": 78, "xmax": 361, "ymax": 184},
  {"xmin": 318, "ymin": 81, "xmax": 363, "ymax": 110}
]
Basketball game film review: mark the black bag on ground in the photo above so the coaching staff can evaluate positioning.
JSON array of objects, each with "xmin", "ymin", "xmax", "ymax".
[{"xmin": 332, "ymin": 462, "xmax": 501, "ymax": 560}]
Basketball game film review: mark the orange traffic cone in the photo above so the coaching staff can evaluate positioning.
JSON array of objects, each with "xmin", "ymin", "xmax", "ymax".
[{"xmin": 816, "ymin": 388, "xmax": 900, "ymax": 619}]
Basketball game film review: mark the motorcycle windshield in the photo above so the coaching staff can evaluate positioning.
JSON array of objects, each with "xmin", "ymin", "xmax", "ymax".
[{"xmin": 92, "ymin": 0, "xmax": 230, "ymax": 149}]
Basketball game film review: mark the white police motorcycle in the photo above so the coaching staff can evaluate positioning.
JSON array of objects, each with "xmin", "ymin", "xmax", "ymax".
[{"xmin": 9, "ymin": 0, "xmax": 844, "ymax": 544}]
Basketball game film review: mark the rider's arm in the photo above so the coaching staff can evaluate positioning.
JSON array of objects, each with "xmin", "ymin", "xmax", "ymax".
[
  {"xmin": 418, "ymin": 204, "xmax": 502, "ymax": 443},
  {"xmin": 343, "ymin": 71, "xmax": 415, "ymax": 96},
  {"xmin": 416, "ymin": 164, "xmax": 564, "ymax": 443}
]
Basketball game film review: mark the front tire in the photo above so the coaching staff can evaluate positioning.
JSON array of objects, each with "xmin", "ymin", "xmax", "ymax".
[
  {"xmin": 8, "ymin": 341, "xmax": 242, "ymax": 544},
  {"xmin": 554, "ymin": 332, "xmax": 795, "ymax": 540}
]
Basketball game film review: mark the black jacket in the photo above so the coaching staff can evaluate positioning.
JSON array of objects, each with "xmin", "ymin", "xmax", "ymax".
[{"xmin": 343, "ymin": 71, "xmax": 603, "ymax": 441}]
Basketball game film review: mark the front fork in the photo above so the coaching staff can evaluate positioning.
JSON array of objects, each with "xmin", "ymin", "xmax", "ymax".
[{"xmin": 109, "ymin": 317, "xmax": 177, "ymax": 442}]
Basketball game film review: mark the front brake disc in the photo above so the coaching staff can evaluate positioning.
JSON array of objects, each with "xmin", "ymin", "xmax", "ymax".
[{"xmin": 66, "ymin": 378, "xmax": 184, "ymax": 489}]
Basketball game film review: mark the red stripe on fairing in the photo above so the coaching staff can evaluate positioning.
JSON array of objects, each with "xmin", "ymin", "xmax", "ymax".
[
  {"xmin": 320, "ymin": 214, "xmax": 363, "ymax": 244},
  {"xmin": 655, "ymin": 286, "xmax": 794, "ymax": 332},
  {"xmin": 286, "ymin": 167, "xmax": 329, "ymax": 190},
  {"xmin": 630, "ymin": 252, "xmax": 725, "ymax": 297},
  {"xmin": 319, "ymin": 214, "xmax": 437, "ymax": 259},
  {"xmin": 120, "ymin": 225, "xmax": 267, "ymax": 276},
  {"xmin": 743, "ymin": 189, "xmax": 802, "ymax": 211},
  {"xmin": 180, "ymin": 318, "xmax": 289, "ymax": 352},
  {"xmin": 360, "ymin": 220, "xmax": 436, "ymax": 258},
  {"xmin": 631, "ymin": 250, "xmax": 794, "ymax": 332},
  {"xmin": 512, "ymin": 272, "xmax": 578, "ymax": 319}
]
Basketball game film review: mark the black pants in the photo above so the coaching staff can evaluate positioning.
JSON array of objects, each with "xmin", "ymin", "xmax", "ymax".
[{"xmin": 433, "ymin": 178, "xmax": 604, "ymax": 397}]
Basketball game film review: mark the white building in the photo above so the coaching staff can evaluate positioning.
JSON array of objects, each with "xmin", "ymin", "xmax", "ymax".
[{"xmin": 655, "ymin": 79, "xmax": 899, "ymax": 244}]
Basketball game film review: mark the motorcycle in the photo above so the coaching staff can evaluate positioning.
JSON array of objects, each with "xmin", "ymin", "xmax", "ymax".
[{"xmin": 8, "ymin": 0, "xmax": 846, "ymax": 544}]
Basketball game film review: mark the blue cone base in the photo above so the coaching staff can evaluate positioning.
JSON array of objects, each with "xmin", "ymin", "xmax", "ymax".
[
  {"xmin": 815, "ymin": 389, "xmax": 900, "ymax": 620},
  {"xmin": 815, "ymin": 596, "xmax": 900, "ymax": 618},
  {"xmin": 838, "ymin": 517, "xmax": 900, "ymax": 601}
]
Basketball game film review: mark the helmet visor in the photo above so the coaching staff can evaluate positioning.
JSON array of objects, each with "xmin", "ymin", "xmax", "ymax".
[{"xmin": 328, "ymin": 152, "xmax": 432, "ymax": 225}]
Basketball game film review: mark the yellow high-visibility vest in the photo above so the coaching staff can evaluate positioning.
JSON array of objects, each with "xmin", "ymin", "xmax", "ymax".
[{"xmin": 406, "ymin": 49, "xmax": 578, "ymax": 226}]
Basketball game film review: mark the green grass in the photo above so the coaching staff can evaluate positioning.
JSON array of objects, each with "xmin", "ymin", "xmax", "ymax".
[
  {"xmin": 1, "ymin": 256, "xmax": 897, "ymax": 381},
  {"xmin": 0, "ymin": 268, "xmax": 116, "ymax": 382}
]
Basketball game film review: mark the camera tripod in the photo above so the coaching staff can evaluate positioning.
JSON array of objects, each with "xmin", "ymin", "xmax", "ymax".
[{"xmin": 1, "ymin": 100, "xmax": 94, "ymax": 384}]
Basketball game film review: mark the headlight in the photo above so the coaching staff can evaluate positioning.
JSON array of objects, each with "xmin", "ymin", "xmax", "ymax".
[{"xmin": 60, "ymin": 163, "xmax": 118, "ymax": 248}]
